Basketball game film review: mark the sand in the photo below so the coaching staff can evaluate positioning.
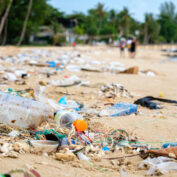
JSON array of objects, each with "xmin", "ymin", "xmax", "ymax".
[{"xmin": 0, "ymin": 45, "xmax": 177, "ymax": 177}]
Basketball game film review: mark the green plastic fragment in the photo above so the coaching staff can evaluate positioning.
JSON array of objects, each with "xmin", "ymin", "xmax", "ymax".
[
  {"xmin": 35, "ymin": 129, "xmax": 66, "ymax": 140},
  {"xmin": 8, "ymin": 88, "xmax": 13, "ymax": 92}
]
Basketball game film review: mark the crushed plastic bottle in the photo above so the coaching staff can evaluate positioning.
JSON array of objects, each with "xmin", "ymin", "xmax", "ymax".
[
  {"xmin": 0, "ymin": 91, "xmax": 53, "ymax": 129},
  {"xmin": 51, "ymin": 75, "xmax": 82, "ymax": 87},
  {"xmin": 99, "ymin": 103, "xmax": 137, "ymax": 117}
]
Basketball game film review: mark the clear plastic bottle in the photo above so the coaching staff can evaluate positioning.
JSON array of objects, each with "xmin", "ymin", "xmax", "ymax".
[
  {"xmin": 0, "ymin": 91, "xmax": 54, "ymax": 129},
  {"xmin": 54, "ymin": 111, "xmax": 83, "ymax": 128}
]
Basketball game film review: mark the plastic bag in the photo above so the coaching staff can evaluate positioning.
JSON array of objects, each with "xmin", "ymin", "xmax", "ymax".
[{"xmin": 139, "ymin": 157, "xmax": 177, "ymax": 175}]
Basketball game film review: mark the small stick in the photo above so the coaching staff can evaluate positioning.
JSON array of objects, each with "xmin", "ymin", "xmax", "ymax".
[
  {"xmin": 104, "ymin": 154, "xmax": 139, "ymax": 160},
  {"xmin": 0, "ymin": 133, "xmax": 10, "ymax": 136}
]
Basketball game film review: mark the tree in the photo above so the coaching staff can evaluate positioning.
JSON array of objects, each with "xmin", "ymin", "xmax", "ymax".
[
  {"xmin": 158, "ymin": 2, "xmax": 177, "ymax": 43},
  {"xmin": 45, "ymin": 6, "xmax": 65, "ymax": 34},
  {"xmin": 160, "ymin": 1, "xmax": 176, "ymax": 20},
  {"xmin": 1, "ymin": 0, "xmax": 176, "ymax": 45},
  {"xmin": 17, "ymin": 0, "xmax": 33, "ymax": 46},
  {"xmin": 117, "ymin": 8, "xmax": 132, "ymax": 37},
  {"xmin": 143, "ymin": 14, "xmax": 149, "ymax": 44},
  {"xmin": 109, "ymin": 9, "xmax": 119, "ymax": 31},
  {"xmin": 66, "ymin": 12, "xmax": 85, "ymax": 35},
  {"xmin": 0, "ymin": 0, "xmax": 7, "ymax": 14},
  {"xmin": 87, "ymin": 3, "xmax": 108, "ymax": 35},
  {"xmin": 6, "ymin": 0, "xmax": 50, "ymax": 44},
  {"xmin": 159, "ymin": 14, "xmax": 177, "ymax": 42},
  {"xmin": 143, "ymin": 13, "xmax": 160, "ymax": 44},
  {"xmin": 1, "ymin": 19, "xmax": 8, "ymax": 45},
  {"xmin": 0, "ymin": 0, "xmax": 13, "ymax": 39},
  {"xmin": 96, "ymin": 3, "xmax": 106, "ymax": 33}
]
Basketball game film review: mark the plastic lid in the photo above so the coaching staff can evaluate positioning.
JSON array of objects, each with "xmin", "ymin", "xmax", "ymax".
[{"xmin": 73, "ymin": 119, "xmax": 87, "ymax": 132}]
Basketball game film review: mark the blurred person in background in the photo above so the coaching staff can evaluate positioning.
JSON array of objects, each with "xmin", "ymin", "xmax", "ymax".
[
  {"xmin": 129, "ymin": 37, "xmax": 137, "ymax": 58},
  {"xmin": 127, "ymin": 37, "xmax": 132, "ymax": 57},
  {"xmin": 119, "ymin": 37, "xmax": 126, "ymax": 58}
]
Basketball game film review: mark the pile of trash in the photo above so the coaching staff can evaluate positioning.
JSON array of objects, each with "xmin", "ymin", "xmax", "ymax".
[
  {"xmin": 0, "ymin": 48, "xmax": 176, "ymax": 176},
  {"xmin": 100, "ymin": 83, "xmax": 133, "ymax": 98},
  {"xmin": 0, "ymin": 89, "xmax": 176, "ymax": 176}
]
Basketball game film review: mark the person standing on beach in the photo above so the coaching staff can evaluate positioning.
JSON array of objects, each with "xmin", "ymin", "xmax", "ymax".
[
  {"xmin": 127, "ymin": 37, "xmax": 132, "ymax": 58},
  {"xmin": 130, "ymin": 38, "xmax": 137, "ymax": 58},
  {"xmin": 119, "ymin": 37, "xmax": 126, "ymax": 58}
]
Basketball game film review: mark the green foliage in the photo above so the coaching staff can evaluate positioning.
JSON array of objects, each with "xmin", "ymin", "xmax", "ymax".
[
  {"xmin": 72, "ymin": 26, "xmax": 84, "ymax": 35},
  {"xmin": 53, "ymin": 34, "xmax": 66, "ymax": 46},
  {"xmin": 100, "ymin": 24, "xmax": 116, "ymax": 35},
  {"xmin": 158, "ymin": 36, "xmax": 167, "ymax": 43},
  {"xmin": 66, "ymin": 13, "xmax": 86, "ymax": 25},
  {"xmin": 142, "ymin": 13, "xmax": 160, "ymax": 44},
  {"xmin": 0, "ymin": 0, "xmax": 7, "ymax": 15},
  {"xmin": 159, "ymin": 15, "xmax": 177, "ymax": 42},
  {"xmin": 158, "ymin": 2, "xmax": 177, "ymax": 43},
  {"xmin": 160, "ymin": 1, "xmax": 176, "ymax": 20},
  {"xmin": 44, "ymin": 5, "xmax": 65, "ymax": 34},
  {"xmin": 87, "ymin": 3, "xmax": 109, "ymax": 35},
  {"xmin": 6, "ymin": 0, "xmax": 50, "ymax": 44}
]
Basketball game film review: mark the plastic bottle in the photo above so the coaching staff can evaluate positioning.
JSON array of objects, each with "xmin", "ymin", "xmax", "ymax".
[
  {"xmin": 54, "ymin": 111, "xmax": 83, "ymax": 129},
  {"xmin": 0, "ymin": 91, "xmax": 53, "ymax": 129},
  {"xmin": 99, "ymin": 103, "xmax": 137, "ymax": 117},
  {"xmin": 162, "ymin": 143, "xmax": 177, "ymax": 148},
  {"xmin": 51, "ymin": 75, "xmax": 81, "ymax": 87},
  {"xmin": 76, "ymin": 151, "xmax": 89, "ymax": 161}
]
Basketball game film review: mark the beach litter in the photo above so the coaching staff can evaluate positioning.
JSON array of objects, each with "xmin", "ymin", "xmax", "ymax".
[
  {"xmin": 139, "ymin": 157, "xmax": 177, "ymax": 175},
  {"xmin": 0, "ymin": 48, "xmax": 176, "ymax": 176},
  {"xmin": 134, "ymin": 96, "xmax": 177, "ymax": 109},
  {"xmin": 99, "ymin": 103, "xmax": 137, "ymax": 117}
]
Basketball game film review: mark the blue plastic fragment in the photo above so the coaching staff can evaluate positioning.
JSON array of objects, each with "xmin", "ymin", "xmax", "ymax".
[
  {"xmin": 162, "ymin": 143, "xmax": 177, "ymax": 148},
  {"xmin": 75, "ymin": 108, "xmax": 81, "ymax": 111},
  {"xmin": 58, "ymin": 96, "xmax": 67, "ymax": 105},
  {"xmin": 102, "ymin": 146, "xmax": 110, "ymax": 151},
  {"xmin": 47, "ymin": 61, "xmax": 57, "ymax": 68},
  {"xmin": 61, "ymin": 137, "xmax": 75, "ymax": 146}
]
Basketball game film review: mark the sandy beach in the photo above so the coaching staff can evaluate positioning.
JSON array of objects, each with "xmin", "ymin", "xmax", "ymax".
[{"xmin": 0, "ymin": 45, "xmax": 177, "ymax": 177}]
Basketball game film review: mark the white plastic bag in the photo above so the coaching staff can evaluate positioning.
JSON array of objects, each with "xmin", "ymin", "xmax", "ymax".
[{"xmin": 139, "ymin": 157, "xmax": 177, "ymax": 175}]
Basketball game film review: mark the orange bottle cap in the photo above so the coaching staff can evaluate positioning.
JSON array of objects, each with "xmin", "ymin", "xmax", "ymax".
[{"xmin": 73, "ymin": 119, "xmax": 87, "ymax": 132}]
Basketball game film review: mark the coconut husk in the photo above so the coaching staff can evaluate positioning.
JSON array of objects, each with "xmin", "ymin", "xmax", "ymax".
[{"xmin": 147, "ymin": 147, "xmax": 177, "ymax": 159}]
